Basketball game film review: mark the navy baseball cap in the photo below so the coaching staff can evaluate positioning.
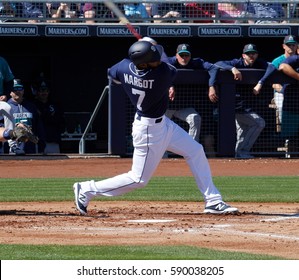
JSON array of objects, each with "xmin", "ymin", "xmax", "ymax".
[
  {"xmin": 284, "ymin": 35, "xmax": 298, "ymax": 44},
  {"xmin": 177, "ymin": 44, "xmax": 191, "ymax": 55},
  {"xmin": 243, "ymin": 44, "xmax": 258, "ymax": 54},
  {"xmin": 12, "ymin": 79, "xmax": 24, "ymax": 90},
  {"xmin": 38, "ymin": 81, "xmax": 49, "ymax": 90}
]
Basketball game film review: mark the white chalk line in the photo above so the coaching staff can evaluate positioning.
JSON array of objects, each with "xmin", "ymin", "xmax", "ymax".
[
  {"xmin": 31, "ymin": 221, "xmax": 299, "ymax": 242},
  {"xmin": 200, "ymin": 224, "xmax": 299, "ymax": 241},
  {"xmin": 261, "ymin": 214, "xmax": 299, "ymax": 222},
  {"xmin": 127, "ymin": 219, "xmax": 176, "ymax": 223}
]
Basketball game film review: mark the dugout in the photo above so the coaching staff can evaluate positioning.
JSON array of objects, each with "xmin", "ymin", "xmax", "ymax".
[
  {"xmin": 0, "ymin": 25, "xmax": 297, "ymax": 155},
  {"xmin": 109, "ymin": 69, "xmax": 299, "ymax": 157}
]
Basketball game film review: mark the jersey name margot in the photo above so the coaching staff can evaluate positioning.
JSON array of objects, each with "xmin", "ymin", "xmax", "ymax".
[{"xmin": 123, "ymin": 74, "xmax": 154, "ymax": 89}]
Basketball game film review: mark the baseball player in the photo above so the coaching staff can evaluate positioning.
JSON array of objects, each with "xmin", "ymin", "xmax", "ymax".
[
  {"xmin": 278, "ymin": 53, "xmax": 299, "ymax": 151},
  {"xmin": 214, "ymin": 44, "xmax": 268, "ymax": 159},
  {"xmin": 0, "ymin": 100, "xmax": 14, "ymax": 133},
  {"xmin": 253, "ymin": 35, "xmax": 298, "ymax": 129},
  {"xmin": 73, "ymin": 40, "xmax": 238, "ymax": 215},
  {"xmin": 0, "ymin": 121, "xmax": 38, "ymax": 144},
  {"xmin": 166, "ymin": 43, "xmax": 219, "ymax": 143}
]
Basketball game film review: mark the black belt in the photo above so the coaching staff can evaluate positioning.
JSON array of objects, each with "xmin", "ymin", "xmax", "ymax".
[{"xmin": 136, "ymin": 115, "xmax": 163, "ymax": 123}]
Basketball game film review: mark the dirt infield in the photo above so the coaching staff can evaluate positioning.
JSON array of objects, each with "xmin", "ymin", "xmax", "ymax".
[{"xmin": 1, "ymin": 157, "xmax": 299, "ymax": 259}]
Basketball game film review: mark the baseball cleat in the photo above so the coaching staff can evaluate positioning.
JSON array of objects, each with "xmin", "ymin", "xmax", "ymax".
[
  {"xmin": 204, "ymin": 202, "xmax": 239, "ymax": 214},
  {"xmin": 73, "ymin": 182, "xmax": 88, "ymax": 215},
  {"xmin": 9, "ymin": 144, "xmax": 25, "ymax": 155},
  {"xmin": 235, "ymin": 153, "xmax": 254, "ymax": 159}
]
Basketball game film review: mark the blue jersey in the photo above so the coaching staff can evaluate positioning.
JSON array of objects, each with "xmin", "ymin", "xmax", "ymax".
[
  {"xmin": 7, "ymin": 98, "xmax": 46, "ymax": 153},
  {"xmin": 279, "ymin": 55, "xmax": 299, "ymax": 112},
  {"xmin": 281, "ymin": 55, "xmax": 299, "ymax": 71},
  {"xmin": 108, "ymin": 58, "xmax": 177, "ymax": 118},
  {"xmin": 0, "ymin": 56, "xmax": 14, "ymax": 95},
  {"xmin": 215, "ymin": 57, "xmax": 269, "ymax": 112},
  {"xmin": 215, "ymin": 57, "xmax": 269, "ymax": 70},
  {"xmin": 167, "ymin": 56, "xmax": 218, "ymax": 86}
]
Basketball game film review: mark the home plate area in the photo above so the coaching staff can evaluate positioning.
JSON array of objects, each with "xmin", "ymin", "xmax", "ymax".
[{"xmin": 0, "ymin": 201, "xmax": 299, "ymax": 259}]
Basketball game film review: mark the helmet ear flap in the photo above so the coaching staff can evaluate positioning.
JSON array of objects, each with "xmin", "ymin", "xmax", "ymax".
[{"xmin": 129, "ymin": 41, "xmax": 161, "ymax": 66}]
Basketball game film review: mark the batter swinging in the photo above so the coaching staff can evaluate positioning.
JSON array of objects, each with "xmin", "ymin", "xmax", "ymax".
[{"xmin": 73, "ymin": 41, "xmax": 238, "ymax": 215}]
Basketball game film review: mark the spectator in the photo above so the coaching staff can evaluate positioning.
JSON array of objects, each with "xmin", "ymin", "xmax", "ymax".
[
  {"xmin": 7, "ymin": 79, "xmax": 45, "ymax": 154},
  {"xmin": 153, "ymin": 3, "xmax": 183, "ymax": 23},
  {"xmin": 166, "ymin": 44, "xmax": 218, "ymax": 148},
  {"xmin": 254, "ymin": 35, "xmax": 299, "ymax": 131},
  {"xmin": 96, "ymin": 2, "xmax": 116, "ymax": 22},
  {"xmin": 47, "ymin": 2, "xmax": 79, "ymax": 22},
  {"xmin": 123, "ymin": 3, "xmax": 149, "ymax": 22},
  {"xmin": 0, "ymin": 2, "xmax": 16, "ymax": 22},
  {"xmin": 218, "ymin": 3, "xmax": 247, "ymax": 23},
  {"xmin": 143, "ymin": 2, "xmax": 159, "ymax": 18},
  {"xmin": 16, "ymin": 2, "xmax": 44, "ymax": 23},
  {"xmin": 33, "ymin": 80, "xmax": 64, "ymax": 154},
  {"xmin": 184, "ymin": 2, "xmax": 216, "ymax": 23},
  {"xmin": 246, "ymin": 2, "xmax": 286, "ymax": 24},
  {"xmin": 214, "ymin": 44, "xmax": 268, "ymax": 159},
  {"xmin": 82, "ymin": 2, "xmax": 95, "ymax": 24}
]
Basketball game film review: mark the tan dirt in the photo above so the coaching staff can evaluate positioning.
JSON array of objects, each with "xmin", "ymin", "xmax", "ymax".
[{"xmin": 0, "ymin": 157, "xmax": 299, "ymax": 259}]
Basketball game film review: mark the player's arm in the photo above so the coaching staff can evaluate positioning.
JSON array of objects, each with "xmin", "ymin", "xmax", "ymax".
[
  {"xmin": 3, "ymin": 79, "xmax": 13, "ymax": 95},
  {"xmin": 168, "ymin": 86, "xmax": 175, "ymax": 101},
  {"xmin": 279, "ymin": 63, "xmax": 299, "ymax": 80},
  {"xmin": 253, "ymin": 63, "xmax": 277, "ymax": 95},
  {"xmin": 214, "ymin": 59, "xmax": 242, "ymax": 81},
  {"xmin": 107, "ymin": 59, "xmax": 127, "ymax": 84},
  {"xmin": 205, "ymin": 64, "xmax": 219, "ymax": 103}
]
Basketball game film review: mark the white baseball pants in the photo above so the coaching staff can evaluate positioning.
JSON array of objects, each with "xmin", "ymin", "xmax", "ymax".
[{"xmin": 80, "ymin": 115, "xmax": 223, "ymax": 207}]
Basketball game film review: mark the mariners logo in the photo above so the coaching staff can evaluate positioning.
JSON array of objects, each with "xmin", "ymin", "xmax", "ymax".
[
  {"xmin": 181, "ymin": 44, "xmax": 188, "ymax": 51},
  {"xmin": 247, "ymin": 44, "xmax": 254, "ymax": 51}
]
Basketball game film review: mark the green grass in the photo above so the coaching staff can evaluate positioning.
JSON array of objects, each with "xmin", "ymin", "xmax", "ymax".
[
  {"xmin": 0, "ymin": 176, "xmax": 298, "ymax": 203},
  {"xmin": 0, "ymin": 176, "xmax": 298, "ymax": 260},
  {"xmin": 0, "ymin": 244, "xmax": 281, "ymax": 260}
]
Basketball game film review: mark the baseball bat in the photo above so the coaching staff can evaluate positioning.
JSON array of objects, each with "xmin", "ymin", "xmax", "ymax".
[{"xmin": 104, "ymin": 1, "xmax": 142, "ymax": 40}]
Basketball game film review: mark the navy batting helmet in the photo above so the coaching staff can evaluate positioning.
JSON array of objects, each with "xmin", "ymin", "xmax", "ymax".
[{"xmin": 128, "ymin": 41, "xmax": 161, "ymax": 65}]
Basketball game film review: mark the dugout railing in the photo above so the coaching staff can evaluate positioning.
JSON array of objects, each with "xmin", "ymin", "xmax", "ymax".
[
  {"xmin": 1, "ymin": 1, "xmax": 299, "ymax": 24},
  {"xmin": 108, "ymin": 69, "xmax": 299, "ymax": 158}
]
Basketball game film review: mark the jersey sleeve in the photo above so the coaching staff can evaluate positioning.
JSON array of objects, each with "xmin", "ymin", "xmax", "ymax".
[
  {"xmin": 0, "ymin": 57, "xmax": 14, "ymax": 82},
  {"xmin": 214, "ymin": 59, "xmax": 239, "ymax": 71},
  {"xmin": 108, "ymin": 59, "xmax": 127, "ymax": 84}
]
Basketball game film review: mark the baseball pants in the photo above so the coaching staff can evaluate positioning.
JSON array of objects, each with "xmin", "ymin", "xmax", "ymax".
[
  {"xmin": 80, "ymin": 115, "xmax": 223, "ymax": 207},
  {"xmin": 235, "ymin": 111, "xmax": 265, "ymax": 156},
  {"xmin": 165, "ymin": 108, "xmax": 201, "ymax": 142}
]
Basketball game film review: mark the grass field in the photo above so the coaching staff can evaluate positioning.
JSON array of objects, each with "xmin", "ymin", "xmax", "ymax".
[{"xmin": 0, "ymin": 176, "xmax": 298, "ymax": 260}]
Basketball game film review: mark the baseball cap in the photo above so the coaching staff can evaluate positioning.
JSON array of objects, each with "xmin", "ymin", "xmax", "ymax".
[
  {"xmin": 243, "ymin": 44, "xmax": 258, "ymax": 54},
  {"xmin": 177, "ymin": 44, "xmax": 191, "ymax": 55},
  {"xmin": 38, "ymin": 81, "xmax": 49, "ymax": 90},
  {"xmin": 284, "ymin": 35, "xmax": 298, "ymax": 44},
  {"xmin": 12, "ymin": 79, "xmax": 24, "ymax": 91}
]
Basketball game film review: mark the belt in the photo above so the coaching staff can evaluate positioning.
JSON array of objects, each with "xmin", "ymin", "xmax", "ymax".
[{"xmin": 135, "ymin": 114, "xmax": 163, "ymax": 125}]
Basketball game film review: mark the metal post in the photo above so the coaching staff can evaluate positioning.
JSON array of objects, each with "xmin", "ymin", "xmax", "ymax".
[{"xmin": 79, "ymin": 85, "xmax": 109, "ymax": 154}]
